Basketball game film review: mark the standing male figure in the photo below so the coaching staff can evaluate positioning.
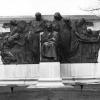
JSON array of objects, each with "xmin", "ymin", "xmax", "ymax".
[
  {"xmin": 28, "ymin": 12, "xmax": 46, "ymax": 63},
  {"xmin": 53, "ymin": 12, "xmax": 72, "ymax": 63}
]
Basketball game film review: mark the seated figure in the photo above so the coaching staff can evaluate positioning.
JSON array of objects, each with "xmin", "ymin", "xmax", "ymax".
[{"xmin": 41, "ymin": 22, "xmax": 58, "ymax": 62}]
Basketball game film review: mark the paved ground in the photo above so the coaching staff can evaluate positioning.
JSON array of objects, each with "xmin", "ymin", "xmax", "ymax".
[{"xmin": 0, "ymin": 84, "xmax": 100, "ymax": 100}]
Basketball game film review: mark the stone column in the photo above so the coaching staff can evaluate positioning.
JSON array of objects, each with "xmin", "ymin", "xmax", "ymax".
[{"xmin": 36, "ymin": 62, "xmax": 64, "ymax": 88}]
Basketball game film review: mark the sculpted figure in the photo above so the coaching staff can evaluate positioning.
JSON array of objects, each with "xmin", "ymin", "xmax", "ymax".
[
  {"xmin": 41, "ymin": 22, "xmax": 58, "ymax": 62},
  {"xmin": 26, "ymin": 12, "xmax": 46, "ymax": 63},
  {"xmin": 1, "ymin": 21, "xmax": 29, "ymax": 64},
  {"xmin": 53, "ymin": 12, "xmax": 72, "ymax": 62},
  {"xmin": 70, "ymin": 18, "xmax": 100, "ymax": 63}
]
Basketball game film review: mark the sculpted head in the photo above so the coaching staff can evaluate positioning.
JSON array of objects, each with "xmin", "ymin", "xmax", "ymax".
[
  {"xmin": 54, "ymin": 12, "xmax": 62, "ymax": 21},
  {"xmin": 46, "ymin": 22, "xmax": 52, "ymax": 32},
  {"xmin": 35, "ymin": 12, "xmax": 42, "ymax": 21}
]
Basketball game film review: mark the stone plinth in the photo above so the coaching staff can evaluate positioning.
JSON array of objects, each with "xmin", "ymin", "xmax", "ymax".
[
  {"xmin": 61, "ymin": 63, "xmax": 100, "ymax": 84},
  {"xmin": 36, "ymin": 62, "xmax": 64, "ymax": 88},
  {"xmin": 0, "ymin": 64, "xmax": 39, "ymax": 86}
]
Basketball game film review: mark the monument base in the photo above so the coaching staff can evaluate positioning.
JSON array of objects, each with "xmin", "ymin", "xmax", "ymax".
[
  {"xmin": 36, "ymin": 78, "xmax": 64, "ymax": 88},
  {"xmin": 36, "ymin": 62, "xmax": 64, "ymax": 88}
]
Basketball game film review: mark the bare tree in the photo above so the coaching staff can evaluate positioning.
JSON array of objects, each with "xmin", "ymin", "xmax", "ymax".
[{"xmin": 80, "ymin": 0, "xmax": 100, "ymax": 15}]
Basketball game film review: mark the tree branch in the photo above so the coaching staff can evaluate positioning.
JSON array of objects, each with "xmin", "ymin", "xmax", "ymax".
[{"xmin": 80, "ymin": 7, "xmax": 100, "ymax": 11}]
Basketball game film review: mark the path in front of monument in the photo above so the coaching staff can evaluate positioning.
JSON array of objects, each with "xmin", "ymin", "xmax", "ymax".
[{"xmin": 0, "ymin": 85, "xmax": 99, "ymax": 100}]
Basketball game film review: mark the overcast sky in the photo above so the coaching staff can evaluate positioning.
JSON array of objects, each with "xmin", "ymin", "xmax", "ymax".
[{"xmin": 0, "ymin": 0, "xmax": 99, "ymax": 16}]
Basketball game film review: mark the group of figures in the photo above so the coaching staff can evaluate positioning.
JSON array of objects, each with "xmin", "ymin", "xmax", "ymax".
[{"xmin": 0, "ymin": 12, "xmax": 100, "ymax": 64}]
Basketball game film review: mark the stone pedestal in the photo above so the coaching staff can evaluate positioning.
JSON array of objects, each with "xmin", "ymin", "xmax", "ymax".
[{"xmin": 36, "ymin": 62, "xmax": 64, "ymax": 88}]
